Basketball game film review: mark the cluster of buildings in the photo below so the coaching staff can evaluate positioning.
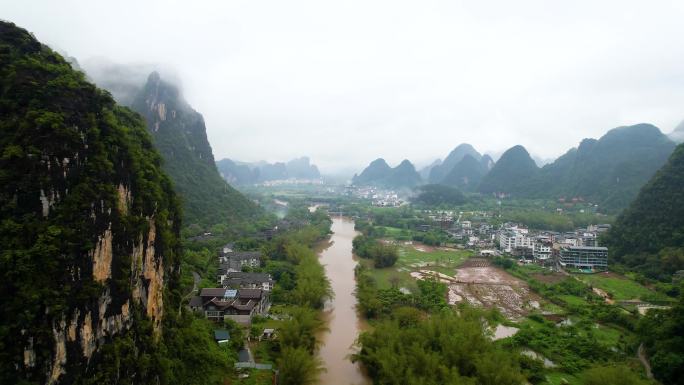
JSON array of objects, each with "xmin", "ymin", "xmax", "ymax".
[
  {"xmin": 495, "ymin": 223, "xmax": 610, "ymax": 271},
  {"xmin": 346, "ymin": 186, "xmax": 405, "ymax": 207},
  {"xmin": 444, "ymin": 217, "xmax": 496, "ymax": 248},
  {"xmin": 258, "ymin": 178, "xmax": 324, "ymax": 186},
  {"xmin": 189, "ymin": 244, "xmax": 273, "ymax": 325}
]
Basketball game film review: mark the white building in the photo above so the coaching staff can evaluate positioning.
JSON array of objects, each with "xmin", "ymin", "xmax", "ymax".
[
  {"xmin": 533, "ymin": 242, "xmax": 552, "ymax": 260},
  {"xmin": 498, "ymin": 230, "xmax": 534, "ymax": 253}
]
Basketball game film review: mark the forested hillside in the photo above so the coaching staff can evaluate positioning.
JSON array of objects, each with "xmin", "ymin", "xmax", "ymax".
[
  {"xmin": 428, "ymin": 143, "xmax": 482, "ymax": 183},
  {"xmin": 534, "ymin": 124, "xmax": 675, "ymax": 211},
  {"xmin": 605, "ymin": 143, "xmax": 684, "ymax": 279},
  {"xmin": 129, "ymin": 72, "xmax": 259, "ymax": 227},
  {"xmin": 0, "ymin": 21, "xmax": 183, "ymax": 384},
  {"xmin": 441, "ymin": 153, "xmax": 488, "ymax": 191},
  {"xmin": 353, "ymin": 158, "xmax": 421, "ymax": 188},
  {"xmin": 478, "ymin": 145, "xmax": 539, "ymax": 194}
]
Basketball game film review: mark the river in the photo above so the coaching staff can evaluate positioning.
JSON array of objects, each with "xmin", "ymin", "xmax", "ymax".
[{"xmin": 316, "ymin": 216, "xmax": 371, "ymax": 385}]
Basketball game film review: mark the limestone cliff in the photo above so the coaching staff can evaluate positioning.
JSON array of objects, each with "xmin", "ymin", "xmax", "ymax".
[
  {"xmin": 128, "ymin": 71, "xmax": 260, "ymax": 227},
  {"xmin": 0, "ymin": 21, "xmax": 181, "ymax": 384}
]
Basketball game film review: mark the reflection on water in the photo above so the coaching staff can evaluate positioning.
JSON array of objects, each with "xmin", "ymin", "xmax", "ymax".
[{"xmin": 316, "ymin": 216, "xmax": 371, "ymax": 385}]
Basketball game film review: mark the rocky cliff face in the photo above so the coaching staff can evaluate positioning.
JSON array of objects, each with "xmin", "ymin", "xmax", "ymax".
[{"xmin": 0, "ymin": 21, "xmax": 181, "ymax": 384}]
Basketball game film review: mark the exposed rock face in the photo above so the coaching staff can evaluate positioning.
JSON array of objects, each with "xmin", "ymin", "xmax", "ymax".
[
  {"xmin": 91, "ymin": 227, "xmax": 113, "ymax": 282},
  {"xmin": 0, "ymin": 21, "xmax": 181, "ymax": 384}
]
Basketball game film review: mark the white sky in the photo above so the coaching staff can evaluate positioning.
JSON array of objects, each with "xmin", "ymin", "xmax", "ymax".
[{"xmin": 2, "ymin": 0, "xmax": 684, "ymax": 173}]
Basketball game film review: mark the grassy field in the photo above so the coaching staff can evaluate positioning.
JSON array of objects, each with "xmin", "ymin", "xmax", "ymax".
[
  {"xmin": 577, "ymin": 273, "xmax": 669, "ymax": 302},
  {"xmin": 363, "ymin": 243, "xmax": 473, "ymax": 291},
  {"xmin": 377, "ymin": 226, "xmax": 411, "ymax": 239},
  {"xmin": 557, "ymin": 295, "xmax": 590, "ymax": 307},
  {"xmin": 541, "ymin": 372, "xmax": 581, "ymax": 385},
  {"xmin": 591, "ymin": 324, "xmax": 623, "ymax": 347},
  {"xmin": 234, "ymin": 368, "xmax": 274, "ymax": 385}
]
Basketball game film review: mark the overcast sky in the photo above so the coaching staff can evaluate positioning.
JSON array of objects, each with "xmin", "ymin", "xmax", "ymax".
[{"xmin": 2, "ymin": 0, "xmax": 684, "ymax": 173}]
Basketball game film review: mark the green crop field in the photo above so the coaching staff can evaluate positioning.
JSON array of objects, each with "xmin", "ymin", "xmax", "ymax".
[
  {"xmin": 398, "ymin": 245, "xmax": 471, "ymax": 266},
  {"xmin": 361, "ymin": 243, "xmax": 473, "ymax": 291},
  {"xmin": 558, "ymin": 295, "xmax": 590, "ymax": 307},
  {"xmin": 577, "ymin": 273, "xmax": 669, "ymax": 302}
]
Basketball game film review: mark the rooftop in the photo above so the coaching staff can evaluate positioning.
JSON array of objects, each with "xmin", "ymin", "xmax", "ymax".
[
  {"xmin": 214, "ymin": 330, "xmax": 230, "ymax": 341},
  {"xmin": 220, "ymin": 251, "xmax": 262, "ymax": 260},
  {"xmin": 200, "ymin": 288, "xmax": 237, "ymax": 298},
  {"xmin": 564, "ymin": 246, "xmax": 608, "ymax": 251}
]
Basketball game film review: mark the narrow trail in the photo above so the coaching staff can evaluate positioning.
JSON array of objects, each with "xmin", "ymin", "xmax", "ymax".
[
  {"xmin": 180, "ymin": 271, "xmax": 201, "ymax": 312},
  {"xmin": 638, "ymin": 343, "xmax": 654, "ymax": 379}
]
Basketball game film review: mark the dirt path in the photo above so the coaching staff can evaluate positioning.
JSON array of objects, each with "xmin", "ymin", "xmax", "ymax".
[
  {"xmin": 180, "ymin": 271, "xmax": 201, "ymax": 311},
  {"xmin": 638, "ymin": 343, "xmax": 654, "ymax": 379}
]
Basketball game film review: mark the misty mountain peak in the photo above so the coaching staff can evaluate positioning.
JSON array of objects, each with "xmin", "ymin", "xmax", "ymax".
[
  {"xmin": 428, "ymin": 143, "xmax": 482, "ymax": 183},
  {"xmin": 148, "ymin": 70, "xmax": 161, "ymax": 83}
]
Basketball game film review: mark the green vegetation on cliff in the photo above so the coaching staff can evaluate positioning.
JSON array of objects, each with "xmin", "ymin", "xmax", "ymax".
[
  {"xmin": 535, "ymin": 124, "xmax": 676, "ymax": 211},
  {"xmin": 411, "ymin": 184, "xmax": 467, "ymax": 207},
  {"xmin": 0, "ymin": 21, "xmax": 235, "ymax": 385},
  {"xmin": 479, "ymin": 145, "xmax": 539, "ymax": 195},
  {"xmin": 130, "ymin": 73, "xmax": 259, "ymax": 227},
  {"xmin": 605, "ymin": 143, "xmax": 684, "ymax": 279}
]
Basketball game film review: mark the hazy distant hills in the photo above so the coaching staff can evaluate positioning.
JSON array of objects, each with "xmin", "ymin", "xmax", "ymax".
[
  {"xmin": 86, "ymin": 64, "xmax": 259, "ymax": 226},
  {"xmin": 353, "ymin": 158, "xmax": 421, "ymax": 188},
  {"xmin": 354, "ymin": 123, "xmax": 675, "ymax": 211},
  {"xmin": 534, "ymin": 123, "xmax": 676, "ymax": 210},
  {"xmin": 669, "ymin": 120, "xmax": 684, "ymax": 143},
  {"xmin": 606, "ymin": 141, "xmax": 684, "ymax": 276},
  {"xmin": 428, "ymin": 143, "xmax": 482, "ymax": 183},
  {"xmin": 441, "ymin": 154, "xmax": 488, "ymax": 192},
  {"xmin": 478, "ymin": 145, "xmax": 539, "ymax": 194},
  {"xmin": 215, "ymin": 156, "xmax": 321, "ymax": 184},
  {"xmin": 419, "ymin": 158, "xmax": 442, "ymax": 180},
  {"xmin": 474, "ymin": 124, "xmax": 675, "ymax": 210}
]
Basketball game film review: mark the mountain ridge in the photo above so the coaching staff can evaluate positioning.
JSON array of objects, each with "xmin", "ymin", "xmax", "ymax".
[
  {"xmin": 428, "ymin": 143, "xmax": 482, "ymax": 183},
  {"xmin": 353, "ymin": 158, "xmax": 421, "ymax": 188},
  {"xmin": 216, "ymin": 156, "xmax": 321, "ymax": 185}
]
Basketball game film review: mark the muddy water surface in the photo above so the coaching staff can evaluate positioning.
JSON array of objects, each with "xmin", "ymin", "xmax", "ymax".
[{"xmin": 316, "ymin": 216, "xmax": 371, "ymax": 385}]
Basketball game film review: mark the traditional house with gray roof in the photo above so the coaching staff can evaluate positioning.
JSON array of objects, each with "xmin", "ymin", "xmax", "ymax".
[
  {"xmin": 190, "ymin": 287, "xmax": 270, "ymax": 324},
  {"xmin": 218, "ymin": 251, "xmax": 262, "ymax": 272},
  {"xmin": 219, "ymin": 271, "xmax": 274, "ymax": 291}
]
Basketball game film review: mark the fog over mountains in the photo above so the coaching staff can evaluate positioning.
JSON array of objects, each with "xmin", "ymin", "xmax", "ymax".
[
  {"xmin": 216, "ymin": 157, "xmax": 321, "ymax": 185},
  {"xmin": 353, "ymin": 123, "xmax": 676, "ymax": 212}
]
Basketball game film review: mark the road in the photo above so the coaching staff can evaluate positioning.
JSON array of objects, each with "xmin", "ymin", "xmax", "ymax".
[{"xmin": 637, "ymin": 343, "xmax": 654, "ymax": 379}]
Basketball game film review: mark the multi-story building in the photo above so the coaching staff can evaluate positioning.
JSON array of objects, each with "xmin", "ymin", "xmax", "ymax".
[
  {"xmin": 533, "ymin": 239, "xmax": 553, "ymax": 261},
  {"xmin": 498, "ymin": 227, "xmax": 533, "ymax": 253},
  {"xmin": 559, "ymin": 246, "xmax": 608, "ymax": 270}
]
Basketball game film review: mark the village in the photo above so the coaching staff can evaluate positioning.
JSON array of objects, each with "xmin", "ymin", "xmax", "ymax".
[{"xmin": 182, "ymin": 197, "xmax": 677, "ymax": 384}]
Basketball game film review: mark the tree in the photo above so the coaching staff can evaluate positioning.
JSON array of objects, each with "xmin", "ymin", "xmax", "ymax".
[
  {"xmin": 580, "ymin": 365, "xmax": 649, "ymax": 385},
  {"xmin": 277, "ymin": 347, "xmax": 324, "ymax": 385},
  {"xmin": 278, "ymin": 307, "xmax": 327, "ymax": 353}
]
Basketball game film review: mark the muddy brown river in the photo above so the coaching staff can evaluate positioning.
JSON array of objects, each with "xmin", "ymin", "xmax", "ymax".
[{"xmin": 316, "ymin": 216, "xmax": 371, "ymax": 385}]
